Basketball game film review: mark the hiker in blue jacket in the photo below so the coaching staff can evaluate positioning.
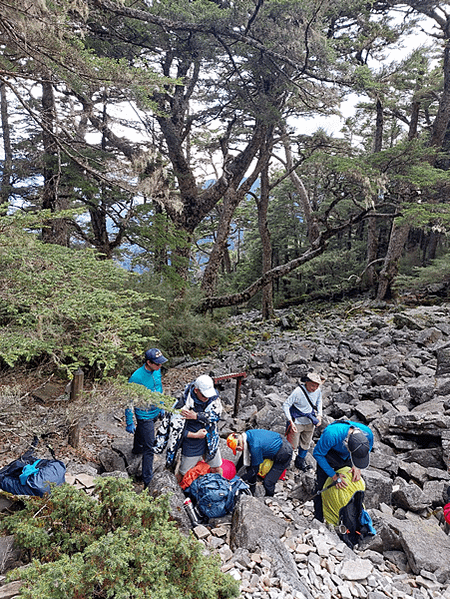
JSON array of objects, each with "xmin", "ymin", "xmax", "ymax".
[
  {"xmin": 227, "ymin": 429, "xmax": 292, "ymax": 497},
  {"xmin": 312, "ymin": 420, "xmax": 374, "ymax": 522},
  {"xmin": 125, "ymin": 348, "xmax": 168, "ymax": 489}
]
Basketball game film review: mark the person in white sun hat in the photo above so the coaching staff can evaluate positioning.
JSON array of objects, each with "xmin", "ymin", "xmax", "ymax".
[{"xmin": 154, "ymin": 374, "xmax": 223, "ymax": 482}]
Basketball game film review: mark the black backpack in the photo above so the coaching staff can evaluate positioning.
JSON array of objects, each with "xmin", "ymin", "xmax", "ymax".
[{"xmin": 337, "ymin": 490, "xmax": 374, "ymax": 549}]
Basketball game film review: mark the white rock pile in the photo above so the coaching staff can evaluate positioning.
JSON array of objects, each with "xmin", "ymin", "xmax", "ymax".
[{"xmin": 192, "ymin": 473, "xmax": 450, "ymax": 599}]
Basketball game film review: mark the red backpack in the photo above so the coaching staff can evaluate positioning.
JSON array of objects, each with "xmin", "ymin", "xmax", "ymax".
[{"xmin": 444, "ymin": 502, "xmax": 450, "ymax": 525}]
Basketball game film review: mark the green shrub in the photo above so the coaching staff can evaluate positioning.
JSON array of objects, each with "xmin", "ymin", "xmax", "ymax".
[
  {"xmin": 137, "ymin": 280, "xmax": 230, "ymax": 357},
  {"xmin": 394, "ymin": 255, "xmax": 450, "ymax": 295},
  {"xmin": 2, "ymin": 477, "xmax": 240, "ymax": 599},
  {"xmin": 0, "ymin": 212, "xmax": 161, "ymax": 377}
]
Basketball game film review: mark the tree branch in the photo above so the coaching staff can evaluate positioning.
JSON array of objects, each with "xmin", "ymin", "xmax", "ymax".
[{"xmin": 197, "ymin": 207, "xmax": 372, "ymax": 312}]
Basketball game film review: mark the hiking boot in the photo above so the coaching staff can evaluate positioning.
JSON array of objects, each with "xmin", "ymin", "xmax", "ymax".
[{"xmin": 294, "ymin": 455, "xmax": 312, "ymax": 472}]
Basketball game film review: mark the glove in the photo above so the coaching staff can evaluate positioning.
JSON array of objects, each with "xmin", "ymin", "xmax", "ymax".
[
  {"xmin": 125, "ymin": 408, "xmax": 135, "ymax": 434},
  {"xmin": 158, "ymin": 409, "xmax": 165, "ymax": 421}
]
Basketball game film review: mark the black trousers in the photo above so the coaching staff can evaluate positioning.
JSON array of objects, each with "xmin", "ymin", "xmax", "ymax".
[
  {"xmin": 133, "ymin": 419, "xmax": 155, "ymax": 486},
  {"xmin": 263, "ymin": 437, "xmax": 293, "ymax": 496},
  {"xmin": 313, "ymin": 449, "xmax": 352, "ymax": 522}
]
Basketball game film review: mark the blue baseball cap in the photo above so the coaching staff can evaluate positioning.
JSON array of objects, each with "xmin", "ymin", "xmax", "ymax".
[{"xmin": 145, "ymin": 348, "xmax": 168, "ymax": 364}]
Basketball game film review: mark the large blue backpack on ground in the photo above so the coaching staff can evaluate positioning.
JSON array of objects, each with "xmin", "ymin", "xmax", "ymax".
[
  {"xmin": 187, "ymin": 472, "xmax": 250, "ymax": 520},
  {"xmin": 0, "ymin": 446, "xmax": 66, "ymax": 497}
]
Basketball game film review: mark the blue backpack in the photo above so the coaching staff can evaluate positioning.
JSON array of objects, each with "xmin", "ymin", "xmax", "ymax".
[
  {"xmin": 0, "ymin": 444, "xmax": 66, "ymax": 497},
  {"xmin": 187, "ymin": 473, "xmax": 250, "ymax": 520}
]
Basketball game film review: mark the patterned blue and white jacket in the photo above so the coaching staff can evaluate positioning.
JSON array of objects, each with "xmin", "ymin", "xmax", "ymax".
[{"xmin": 154, "ymin": 382, "xmax": 222, "ymax": 468}]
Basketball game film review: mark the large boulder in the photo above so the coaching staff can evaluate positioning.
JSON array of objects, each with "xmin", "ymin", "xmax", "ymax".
[
  {"xmin": 230, "ymin": 495, "xmax": 288, "ymax": 552},
  {"xmin": 382, "ymin": 513, "xmax": 450, "ymax": 581},
  {"xmin": 363, "ymin": 469, "xmax": 393, "ymax": 510},
  {"xmin": 146, "ymin": 471, "xmax": 191, "ymax": 534}
]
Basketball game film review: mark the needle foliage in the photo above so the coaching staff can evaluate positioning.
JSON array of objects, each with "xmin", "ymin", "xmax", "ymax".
[
  {"xmin": 0, "ymin": 212, "xmax": 160, "ymax": 377},
  {"xmin": 1, "ymin": 477, "xmax": 240, "ymax": 599}
]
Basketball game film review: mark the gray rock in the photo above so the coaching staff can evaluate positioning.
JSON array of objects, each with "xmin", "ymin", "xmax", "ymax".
[
  {"xmin": 363, "ymin": 469, "xmax": 393, "ymax": 510},
  {"xmin": 407, "ymin": 378, "xmax": 436, "ymax": 405},
  {"xmin": 393, "ymin": 313, "xmax": 424, "ymax": 330},
  {"xmin": 146, "ymin": 470, "xmax": 191, "ymax": 534},
  {"xmin": 0, "ymin": 536, "xmax": 20, "ymax": 575},
  {"xmin": 258, "ymin": 535, "xmax": 314, "ymax": 599},
  {"xmin": 382, "ymin": 513, "xmax": 450, "ymax": 578},
  {"xmin": 0, "ymin": 580, "xmax": 23, "ymax": 598},
  {"xmin": 371, "ymin": 370, "xmax": 398, "ymax": 386},
  {"xmin": 392, "ymin": 478, "xmax": 429, "ymax": 512},
  {"xmin": 436, "ymin": 344, "xmax": 450, "ymax": 376},
  {"xmin": 230, "ymin": 495, "xmax": 288, "ymax": 552},
  {"xmin": 98, "ymin": 448, "xmax": 126, "ymax": 473},
  {"xmin": 416, "ymin": 327, "xmax": 443, "ymax": 346},
  {"xmin": 354, "ymin": 400, "xmax": 384, "ymax": 422}
]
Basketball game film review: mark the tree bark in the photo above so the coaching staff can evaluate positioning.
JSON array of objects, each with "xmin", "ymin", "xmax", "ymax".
[
  {"xmin": 366, "ymin": 98, "xmax": 383, "ymax": 289},
  {"xmin": 429, "ymin": 36, "xmax": 450, "ymax": 152},
  {"xmin": 258, "ymin": 152, "xmax": 274, "ymax": 319},
  {"xmin": 0, "ymin": 82, "xmax": 12, "ymax": 212},
  {"xmin": 200, "ymin": 188, "xmax": 240, "ymax": 296},
  {"xmin": 281, "ymin": 125, "xmax": 319, "ymax": 244},
  {"xmin": 376, "ymin": 222, "xmax": 410, "ymax": 301},
  {"xmin": 41, "ymin": 73, "xmax": 69, "ymax": 246},
  {"xmin": 200, "ymin": 126, "xmax": 269, "ymax": 295}
]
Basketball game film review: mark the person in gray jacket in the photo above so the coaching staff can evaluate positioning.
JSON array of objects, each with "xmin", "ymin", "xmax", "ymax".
[{"xmin": 283, "ymin": 371, "xmax": 325, "ymax": 471}]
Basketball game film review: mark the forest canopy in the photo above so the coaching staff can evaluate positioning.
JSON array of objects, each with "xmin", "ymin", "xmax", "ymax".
[{"xmin": 1, "ymin": 0, "xmax": 450, "ymax": 373}]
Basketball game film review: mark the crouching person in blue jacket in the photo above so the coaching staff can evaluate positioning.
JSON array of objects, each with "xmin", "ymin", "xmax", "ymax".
[
  {"xmin": 227, "ymin": 429, "xmax": 292, "ymax": 497},
  {"xmin": 312, "ymin": 420, "xmax": 373, "ymax": 522}
]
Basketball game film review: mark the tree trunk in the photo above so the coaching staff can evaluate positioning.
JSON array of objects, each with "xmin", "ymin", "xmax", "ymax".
[
  {"xmin": 200, "ymin": 125, "xmax": 268, "ymax": 295},
  {"xmin": 200, "ymin": 188, "xmax": 241, "ymax": 296},
  {"xmin": 423, "ymin": 230, "xmax": 440, "ymax": 264},
  {"xmin": 154, "ymin": 203, "xmax": 168, "ymax": 272},
  {"xmin": 281, "ymin": 125, "xmax": 319, "ymax": 243},
  {"xmin": 258, "ymin": 160, "xmax": 274, "ymax": 319},
  {"xmin": 366, "ymin": 98, "xmax": 383, "ymax": 290},
  {"xmin": 89, "ymin": 199, "xmax": 112, "ymax": 259},
  {"xmin": 376, "ymin": 222, "xmax": 410, "ymax": 300},
  {"xmin": 41, "ymin": 73, "xmax": 69, "ymax": 246},
  {"xmin": 0, "ymin": 82, "xmax": 13, "ymax": 213},
  {"xmin": 429, "ymin": 38, "xmax": 450, "ymax": 152}
]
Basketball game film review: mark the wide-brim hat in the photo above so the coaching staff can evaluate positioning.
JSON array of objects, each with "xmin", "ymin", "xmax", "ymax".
[
  {"xmin": 303, "ymin": 371, "xmax": 326, "ymax": 385},
  {"xmin": 348, "ymin": 430, "xmax": 370, "ymax": 469}
]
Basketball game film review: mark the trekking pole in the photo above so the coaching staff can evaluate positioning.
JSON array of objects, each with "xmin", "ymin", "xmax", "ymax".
[{"xmin": 295, "ymin": 479, "xmax": 339, "ymax": 508}]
